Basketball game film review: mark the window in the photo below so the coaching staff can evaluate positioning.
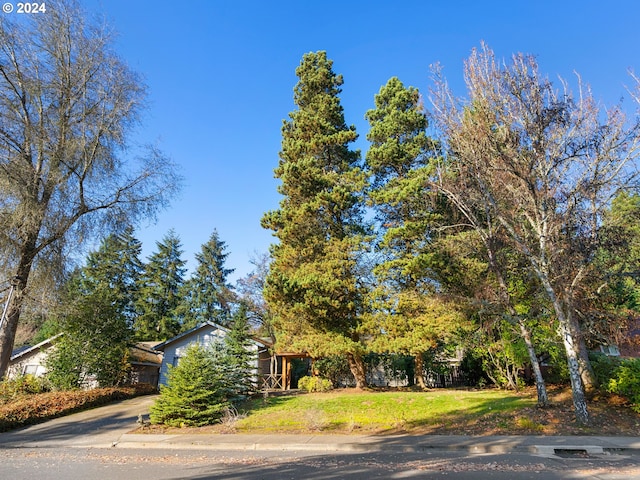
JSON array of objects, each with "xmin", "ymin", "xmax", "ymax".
[
  {"xmin": 600, "ymin": 345, "xmax": 620, "ymax": 356},
  {"xmin": 22, "ymin": 364, "xmax": 39, "ymax": 376}
]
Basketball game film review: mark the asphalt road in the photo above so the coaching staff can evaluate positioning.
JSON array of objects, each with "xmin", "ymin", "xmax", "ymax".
[{"xmin": 2, "ymin": 446, "xmax": 640, "ymax": 479}]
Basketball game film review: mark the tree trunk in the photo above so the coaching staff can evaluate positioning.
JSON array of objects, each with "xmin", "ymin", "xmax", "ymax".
[
  {"xmin": 0, "ymin": 247, "xmax": 34, "ymax": 379},
  {"xmin": 568, "ymin": 308, "xmax": 597, "ymax": 393},
  {"xmin": 415, "ymin": 353, "xmax": 427, "ymax": 390},
  {"xmin": 557, "ymin": 314, "xmax": 589, "ymax": 424},
  {"xmin": 346, "ymin": 352, "xmax": 367, "ymax": 389},
  {"xmin": 486, "ymin": 247, "xmax": 549, "ymax": 406},
  {"xmin": 518, "ymin": 319, "xmax": 549, "ymax": 407},
  {"xmin": 540, "ymin": 279, "xmax": 590, "ymax": 424}
]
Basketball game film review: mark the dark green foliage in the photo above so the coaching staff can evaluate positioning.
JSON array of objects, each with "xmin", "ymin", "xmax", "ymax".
[
  {"xmin": 460, "ymin": 350, "xmax": 488, "ymax": 387},
  {"xmin": 607, "ymin": 358, "xmax": 640, "ymax": 413},
  {"xmin": 313, "ymin": 355, "xmax": 352, "ymax": 387},
  {"xmin": 225, "ymin": 304, "xmax": 257, "ymax": 395},
  {"xmin": 365, "ymin": 77, "xmax": 436, "ymax": 289},
  {"xmin": 590, "ymin": 353, "xmax": 623, "ymax": 387},
  {"xmin": 180, "ymin": 230, "xmax": 236, "ymax": 330},
  {"xmin": 46, "ymin": 231, "xmax": 139, "ymax": 389},
  {"xmin": 362, "ymin": 77, "xmax": 471, "ymax": 389},
  {"xmin": 31, "ymin": 318, "xmax": 62, "ymax": 345},
  {"xmin": 135, "ymin": 230, "xmax": 187, "ymax": 340},
  {"xmin": 462, "ymin": 320, "xmax": 528, "ymax": 390},
  {"xmin": 47, "ymin": 295, "xmax": 131, "ymax": 389},
  {"xmin": 261, "ymin": 51, "xmax": 369, "ymax": 387},
  {"xmin": 365, "ymin": 353, "xmax": 415, "ymax": 386},
  {"xmin": 150, "ymin": 343, "xmax": 238, "ymax": 427}
]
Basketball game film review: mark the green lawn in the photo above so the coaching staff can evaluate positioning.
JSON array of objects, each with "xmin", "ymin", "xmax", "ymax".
[{"xmin": 231, "ymin": 389, "xmax": 535, "ymax": 434}]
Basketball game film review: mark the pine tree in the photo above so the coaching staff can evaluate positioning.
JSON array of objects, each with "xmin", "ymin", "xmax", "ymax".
[
  {"xmin": 181, "ymin": 230, "xmax": 235, "ymax": 330},
  {"xmin": 363, "ymin": 78, "xmax": 464, "ymax": 388},
  {"xmin": 84, "ymin": 226, "xmax": 144, "ymax": 323},
  {"xmin": 135, "ymin": 230, "xmax": 186, "ymax": 340},
  {"xmin": 46, "ymin": 230, "xmax": 141, "ymax": 389},
  {"xmin": 150, "ymin": 343, "xmax": 236, "ymax": 426},
  {"xmin": 226, "ymin": 303, "xmax": 257, "ymax": 395},
  {"xmin": 262, "ymin": 51, "xmax": 369, "ymax": 388},
  {"xmin": 364, "ymin": 77, "xmax": 435, "ymax": 291}
]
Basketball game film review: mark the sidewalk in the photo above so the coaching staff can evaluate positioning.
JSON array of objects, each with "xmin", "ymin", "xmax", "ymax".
[{"xmin": 115, "ymin": 432, "xmax": 640, "ymax": 455}]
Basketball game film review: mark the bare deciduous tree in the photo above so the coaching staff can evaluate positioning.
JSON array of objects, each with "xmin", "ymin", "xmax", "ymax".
[
  {"xmin": 0, "ymin": 0, "xmax": 180, "ymax": 378},
  {"xmin": 430, "ymin": 44, "xmax": 640, "ymax": 424}
]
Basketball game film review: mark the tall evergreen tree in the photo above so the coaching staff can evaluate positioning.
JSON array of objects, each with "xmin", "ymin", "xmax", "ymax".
[
  {"xmin": 181, "ymin": 230, "xmax": 235, "ymax": 330},
  {"xmin": 225, "ymin": 303, "xmax": 257, "ymax": 395},
  {"xmin": 86, "ymin": 226, "xmax": 144, "ymax": 323},
  {"xmin": 135, "ymin": 230, "xmax": 186, "ymax": 340},
  {"xmin": 261, "ymin": 51, "xmax": 369, "ymax": 388},
  {"xmin": 363, "ymin": 77, "xmax": 455, "ymax": 388},
  {"xmin": 46, "ymin": 230, "xmax": 141, "ymax": 389}
]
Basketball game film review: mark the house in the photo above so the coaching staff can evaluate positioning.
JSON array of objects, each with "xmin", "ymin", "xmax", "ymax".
[
  {"xmin": 7, "ymin": 333, "xmax": 62, "ymax": 380},
  {"xmin": 127, "ymin": 342, "xmax": 163, "ymax": 387},
  {"xmin": 154, "ymin": 321, "xmax": 272, "ymax": 387},
  {"xmin": 589, "ymin": 317, "xmax": 640, "ymax": 360},
  {"xmin": 7, "ymin": 333, "xmax": 162, "ymax": 388},
  {"xmin": 153, "ymin": 322, "xmax": 316, "ymax": 391}
]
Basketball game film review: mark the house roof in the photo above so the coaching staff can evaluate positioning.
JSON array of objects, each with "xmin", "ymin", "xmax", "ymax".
[
  {"xmin": 135, "ymin": 341, "xmax": 163, "ymax": 351},
  {"xmin": 130, "ymin": 342, "xmax": 162, "ymax": 365},
  {"xmin": 10, "ymin": 333, "xmax": 63, "ymax": 361},
  {"xmin": 153, "ymin": 321, "xmax": 268, "ymax": 351}
]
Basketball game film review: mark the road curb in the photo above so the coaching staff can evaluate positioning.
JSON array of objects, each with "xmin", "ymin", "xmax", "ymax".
[{"xmin": 113, "ymin": 434, "xmax": 640, "ymax": 454}]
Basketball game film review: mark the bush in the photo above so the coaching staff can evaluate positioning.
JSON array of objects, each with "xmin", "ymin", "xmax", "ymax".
[
  {"xmin": 298, "ymin": 376, "xmax": 332, "ymax": 393},
  {"xmin": 0, "ymin": 384, "xmax": 155, "ymax": 432},
  {"xmin": 607, "ymin": 358, "xmax": 640, "ymax": 413},
  {"xmin": 313, "ymin": 356, "xmax": 352, "ymax": 387},
  {"xmin": 590, "ymin": 353, "xmax": 622, "ymax": 387},
  {"xmin": 0, "ymin": 375, "xmax": 49, "ymax": 403}
]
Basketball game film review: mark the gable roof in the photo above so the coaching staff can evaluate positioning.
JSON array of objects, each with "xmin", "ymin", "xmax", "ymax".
[
  {"xmin": 10, "ymin": 333, "xmax": 63, "ymax": 361},
  {"xmin": 153, "ymin": 321, "xmax": 268, "ymax": 351}
]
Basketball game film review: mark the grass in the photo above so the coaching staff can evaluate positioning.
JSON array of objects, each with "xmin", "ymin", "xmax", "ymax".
[
  {"xmin": 142, "ymin": 386, "xmax": 640, "ymax": 436},
  {"xmin": 228, "ymin": 389, "xmax": 535, "ymax": 434}
]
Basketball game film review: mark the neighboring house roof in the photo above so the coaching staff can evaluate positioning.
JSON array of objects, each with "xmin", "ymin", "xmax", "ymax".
[
  {"xmin": 10, "ymin": 333, "xmax": 63, "ymax": 362},
  {"xmin": 129, "ymin": 342, "xmax": 162, "ymax": 366},
  {"xmin": 135, "ymin": 340, "xmax": 164, "ymax": 351},
  {"xmin": 154, "ymin": 321, "xmax": 268, "ymax": 351},
  {"xmin": 10, "ymin": 345, "xmax": 31, "ymax": 358}
]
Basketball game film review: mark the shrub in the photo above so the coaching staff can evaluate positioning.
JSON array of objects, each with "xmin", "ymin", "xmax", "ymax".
[
  {"xmin": 0, "ymin": 375, "xmax": 49, "ymax": 403},
  {"xmin": 0, "ymin": 384, "xmax": 154, "ymax": 432},
  {"xmin": 590, "ymin": 353, "xmax": 622, "ymax": 387},
  {"xmin": 298, "ymin": 376, "xmax": 332, "ymax": 393},
  {"xmin": 313, "ymin": 356, "xmax": 351, "ymax": 387},
  {"xmin": 607, "ymin": 358, "xmax": 640, "ymax": 413}
]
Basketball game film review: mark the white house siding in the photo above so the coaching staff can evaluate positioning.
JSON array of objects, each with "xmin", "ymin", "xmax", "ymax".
[
  {"xmin": 7, "ymin": 348, "xmax": 51, "ymax": 379},
  {"xmin": 157, "ymin": 323, "xmax": 263, "ymax": 387}
]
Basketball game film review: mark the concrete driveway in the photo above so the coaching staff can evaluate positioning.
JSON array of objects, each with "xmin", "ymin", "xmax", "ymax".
[{"xmin": 0, "ymin": 394, "xmax": 157, "ymax": 448}]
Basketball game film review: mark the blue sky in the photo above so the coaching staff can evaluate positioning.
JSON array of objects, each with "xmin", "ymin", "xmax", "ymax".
[{"xmin": 81, "ymin": 0, "xmax": 640, "ymax": 281}]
